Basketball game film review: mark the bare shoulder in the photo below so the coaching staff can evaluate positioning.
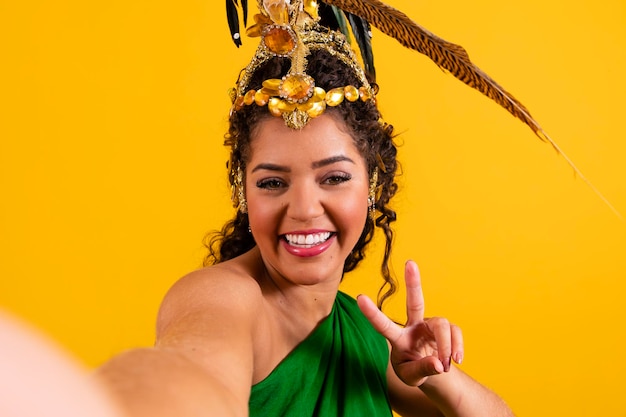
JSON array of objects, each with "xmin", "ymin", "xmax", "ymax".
[
  {"xmin": 133, "ymin": 249, "xmax": 267, "ymax": 413},
  {"xmin": 155, "ymin": 248, "xmax": 266, "ymax": 374},
  {"xmin": 156, "ymin": 252, "xmax": 264, "ymax": 339}
]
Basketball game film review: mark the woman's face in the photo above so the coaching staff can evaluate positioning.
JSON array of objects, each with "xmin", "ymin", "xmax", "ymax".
[{"xmin": 245, "ymin": 113, "xmax": 369, "ymax": 288}]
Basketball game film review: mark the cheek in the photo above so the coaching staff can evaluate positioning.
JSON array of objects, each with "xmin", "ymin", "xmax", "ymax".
[
  {"xmin": 333, "ymin": 190, "xmax": 369, "ymax": 231},
  {"xmin": 246, "ymin": 194, "xmax": 282, "ymax": 235}
]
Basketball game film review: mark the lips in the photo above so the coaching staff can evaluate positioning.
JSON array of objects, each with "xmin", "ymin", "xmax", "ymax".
[{"xmin": 280, "ymin": 231, "xmax": 336, "ymax": 257}]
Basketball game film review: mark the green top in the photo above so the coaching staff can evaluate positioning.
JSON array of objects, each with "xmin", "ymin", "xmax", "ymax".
[{"xmin": 249, "ymin": 291, "xmax": 392, "ymax": 416}]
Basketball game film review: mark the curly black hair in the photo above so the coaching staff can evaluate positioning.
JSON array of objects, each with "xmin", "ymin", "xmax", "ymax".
[{"xmin": 204, "ymin": 48, "xmax": 400, "ymax": 309}]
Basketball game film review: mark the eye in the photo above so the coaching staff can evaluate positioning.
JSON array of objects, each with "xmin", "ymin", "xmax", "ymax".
[
  {"xmin": 322, "ymin": 173, "xmax": 352, "ymax": 185},
  {"xmin": 256, "ymin": 178, "xmax": 286, "ymax": 190}
]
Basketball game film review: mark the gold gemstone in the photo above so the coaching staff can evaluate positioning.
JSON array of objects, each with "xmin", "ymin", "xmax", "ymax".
[
  {"xmin": 246, "ymin": 14, "xmax": 273, "ymax": 38},
  {"xmin": 254, "ymin": 90, "xmax": 270, "ymax": 106},
  {"xmin": 234, "ymin": 95, "xmax": 245, "ymax": 110},
  {"xmin": 268, "ymin": 98, "xmax": 282, "ymax": 116},
  {"xmin": 325, "ymin": 87, "xmax": 345, "ymax": 106},
  {"xmin": 246, "ymin": 23, "xmax": 263, "ymax": 38},
  {"xmin": 311, "ymin": 87, "xmax": 325, "ymax": 102},
  {"xmin": 277, "ymin": 99, "xmax": 296, "ymax": 112},
  {"xmin": 280, "ymin": 74, "xmax": 314, "ymax": 102},
  {"xmin": 306, "ymin": 100, "xmax": 326, "ymax": 118},
  {"xmin": 263, "ymin": 26, "xmax": 296, "ymax": 55},
  {"xmin": 344, "ymin": 85, "xmax": 359, "ymax": 102},
  {"xmin": 359, "ymin": 86, "xmax": 372, "ymax": 101},
  {"xmin": 244, "ymin": 90, "xmax": 256, "ymax": 105},
  {"xmin": 262, "ymin": 79, "xmax": 281, "ymax": 93}
]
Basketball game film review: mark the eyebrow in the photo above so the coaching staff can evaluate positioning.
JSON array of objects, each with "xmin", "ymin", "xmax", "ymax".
[
  {"xmin": 251, "ymin": 163, "xmax": 290, "ymax": 173},
  {"xmin": 251, "ymin": 155, "xmax": 355, "ymax": 173},
  {"xmin": 311, "ymin": 155, "xmax": 355, "ymax": 169}
]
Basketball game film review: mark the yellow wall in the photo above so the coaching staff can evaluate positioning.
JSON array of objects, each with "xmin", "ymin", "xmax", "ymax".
[{"xmin": 1, "ymin": 1, "xmax": 625, "ymax": 416}]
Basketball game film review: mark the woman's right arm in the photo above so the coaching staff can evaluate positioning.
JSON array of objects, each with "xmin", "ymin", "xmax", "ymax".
[{"xmin": 96, "ymin": 267, "xmax": 261, "ymax": 417}]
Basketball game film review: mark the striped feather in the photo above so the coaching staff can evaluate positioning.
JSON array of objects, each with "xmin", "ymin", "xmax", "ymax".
[
  {"xmin": 321, "ymin": 0, "xmax": 622, "ymax": 218},
  {"xmin": 321, "ymin": 0, "xmax": 548, "ymax": 143}
]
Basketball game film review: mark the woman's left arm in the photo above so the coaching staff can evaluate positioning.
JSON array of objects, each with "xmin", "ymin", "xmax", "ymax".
[{"xmin": 357, "ymin": 260, "xmax": 515, "ymax": 417}]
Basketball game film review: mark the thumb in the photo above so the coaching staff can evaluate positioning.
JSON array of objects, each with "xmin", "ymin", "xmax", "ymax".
[{"xmin": 396, "ymin": 357, "xmax": 444, "ymax": 387}]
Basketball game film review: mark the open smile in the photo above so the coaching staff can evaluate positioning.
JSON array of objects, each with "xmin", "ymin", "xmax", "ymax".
[
  {"xmin": 283, "ymin": 232, "xmax": 333, "ymax": 248},
  {"xmin": 280, "ymin": 231, "xmax": 336, "ymax": 257}
]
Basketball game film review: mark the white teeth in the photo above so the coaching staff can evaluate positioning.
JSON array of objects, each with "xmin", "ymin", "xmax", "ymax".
[{"xmin": 285, "ymin": 232, "xmax": 331, "ymax": 248}]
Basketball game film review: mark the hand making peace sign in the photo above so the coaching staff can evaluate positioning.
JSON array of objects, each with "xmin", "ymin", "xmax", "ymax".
[{"xmin": 357, "ymin": 260, "xmax": 464, "ymax": 387}]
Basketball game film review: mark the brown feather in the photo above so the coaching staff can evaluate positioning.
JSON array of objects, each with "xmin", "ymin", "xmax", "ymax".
[
  {"xmin": 321, "ymin": 0, "xmax": 623, "ymax": 219},
  {"xmin": 321, "ymin": 0, "xmax": 546, "ymax": 140}
]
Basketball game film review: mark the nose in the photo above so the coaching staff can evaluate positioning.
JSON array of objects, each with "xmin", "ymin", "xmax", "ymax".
[{"xmin": 286, "ymin": 180, "xmax": 324, "ymax": 222}]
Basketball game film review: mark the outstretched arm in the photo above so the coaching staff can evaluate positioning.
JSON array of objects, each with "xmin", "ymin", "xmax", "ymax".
[
  {"xmin": 95, "ymin": 267, "xmax": 260, "ymax": 417},
  {"xmin": 358, "ymin": 260, "xmax": 514, "ymax": 417}
]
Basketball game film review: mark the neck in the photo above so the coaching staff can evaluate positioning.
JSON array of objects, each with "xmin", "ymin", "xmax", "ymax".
[{"xmin": 250, "ymin": 247, "xmax": 341, "ymax": 328}]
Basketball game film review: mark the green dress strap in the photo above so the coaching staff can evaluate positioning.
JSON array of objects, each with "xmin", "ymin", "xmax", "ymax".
[{"xmin": 249, "ymin": 291, "xmax": 392, "ymax": 416}]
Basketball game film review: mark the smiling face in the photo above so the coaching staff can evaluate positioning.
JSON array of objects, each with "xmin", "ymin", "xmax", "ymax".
[{"xmin": 245, "ymin": 113, "xmax": 370, "ymax": 288}]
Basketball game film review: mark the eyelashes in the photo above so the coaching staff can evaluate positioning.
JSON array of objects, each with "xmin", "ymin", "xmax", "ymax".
[
  {"xmin": 256, "ymin": 178, "xmax": 284, "ymax": 190},
  {"xmin": 255, "ymin": 173, "xmax": 352, "ymax": 190},
  {"xmin": 322, "ymin": 173, "xmax": 352, "ymax": 185}
]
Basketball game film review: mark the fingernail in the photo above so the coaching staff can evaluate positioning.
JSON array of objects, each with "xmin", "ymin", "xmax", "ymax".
[
  {"xmin": 454, "ymin": 352, "xmax": 463, "ymax": 365},
  {"xmin": 434, "ymin": 361, "xmax": 444, "ymax": 374}
]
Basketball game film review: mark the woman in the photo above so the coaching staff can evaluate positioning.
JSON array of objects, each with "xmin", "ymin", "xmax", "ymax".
[{"xmin": 97, "ymin": 1, "xmax": 515, "ymax": 415}]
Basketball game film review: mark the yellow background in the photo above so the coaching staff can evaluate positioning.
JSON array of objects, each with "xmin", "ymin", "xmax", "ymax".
[{"xmin": 1, "ymin": 0, "xmax": 625, "ymax": 415}]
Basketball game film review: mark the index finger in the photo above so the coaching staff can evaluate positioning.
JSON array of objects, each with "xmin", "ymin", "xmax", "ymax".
[
  {"xmin": 405, "ymin": 260, "xmax": 425, "ymax": 327},
  {"xmin": 357, "ymin": 294, "xmax": 403, "ymax": 343}
]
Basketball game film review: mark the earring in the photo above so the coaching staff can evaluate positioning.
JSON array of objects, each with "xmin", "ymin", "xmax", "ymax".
[
  {"xmin": 230, "ymin": 163, "xmax": 248, "ymax": 214},
  {"xmin": 237, "ymin": 165, "xmax": 247, "ymax": 214},
  {"xmin": 368, "ymin": 167, "xmax": 379, "ymax": 219}
]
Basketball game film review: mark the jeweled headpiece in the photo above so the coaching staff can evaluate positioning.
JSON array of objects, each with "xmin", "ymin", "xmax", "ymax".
[
  {"xmin": 227, "ymin": 0, "xmax": 552, "ymax": 140},
  {"xmin": 229, "ymin": 0, "xmax": 377, "ymax": 130},
  {"xmin": 226, "ymin": 0, "xmax": 621, "ymax": 216}
]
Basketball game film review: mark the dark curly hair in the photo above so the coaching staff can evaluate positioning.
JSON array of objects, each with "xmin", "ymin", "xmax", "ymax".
[{"xmin": 204, "ymin": 49, "xmax": 400, "ymax": 309}]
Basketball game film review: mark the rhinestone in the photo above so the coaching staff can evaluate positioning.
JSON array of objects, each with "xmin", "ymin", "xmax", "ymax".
[
  {"xmin": 263, "ymin": 26, "xmax": 296, "ymax": 56},
  {"xmin": 280, "ymin": 74, "xmax": 314, "ymax": 103}
]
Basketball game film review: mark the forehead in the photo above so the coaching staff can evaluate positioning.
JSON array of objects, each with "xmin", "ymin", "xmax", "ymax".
[{"xmin": 248, "ymin": 114, "xmax": 365, "ymax": 165}]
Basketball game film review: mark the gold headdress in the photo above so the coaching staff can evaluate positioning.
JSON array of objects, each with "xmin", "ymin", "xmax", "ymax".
[
  {"xmin": 226, "ymin": 0, "xmax": 621, "ymax": 217},
  {"xmin": 228, "ymin": 0, "xmax": 555, "ymax": 140},
  {"xmin": 228, "ymin": 0, "xmax": 377, "ymax": 130}
]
